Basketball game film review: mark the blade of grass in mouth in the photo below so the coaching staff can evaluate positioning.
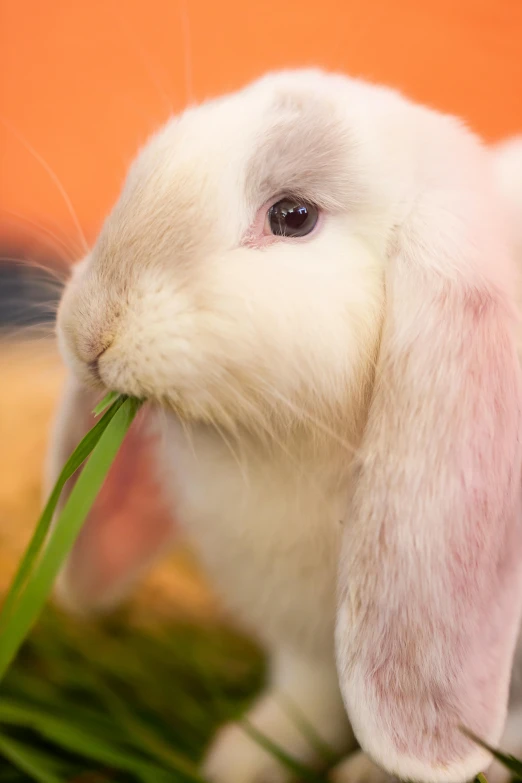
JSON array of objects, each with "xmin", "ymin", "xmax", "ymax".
[
  {"xmin": 0, "ymin": 394, "xmax": 126, "ymax": 634},
  {"xmin": 0, "ymin": 395, "xmax": 142, "ymax": 683},
  {"xmin": 92, "ymin": 390, "xmax": 121, "ymax": 416}
]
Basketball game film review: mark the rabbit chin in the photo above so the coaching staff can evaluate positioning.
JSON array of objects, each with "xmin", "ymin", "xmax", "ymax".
[
  {"xmin": 95, "ymin": 360, "xmax": 253, "ymax": 429},
  {"xmin": 100, "ymin": 362, "xmax": 358, "ymax": 445}
]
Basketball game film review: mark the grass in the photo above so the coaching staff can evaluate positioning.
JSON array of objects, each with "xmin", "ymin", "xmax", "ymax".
[
  {"xmin": 0, "ymin": 390, "xmax": 520, "ymax": 781},
  {"xmin": 0, "ymin": 393, "xmax": 329, "ymax": 781},
  {"xmin": 0, "ymin": 395, "xmax": 141, "ymax": 679},
  {"xmin": 0, "ymin": 605, "xmax": 265, "ymax": 781}
]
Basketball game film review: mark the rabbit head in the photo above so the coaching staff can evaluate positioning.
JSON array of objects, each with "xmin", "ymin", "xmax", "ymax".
[
  {"xmin": 51, "ymin": 70, "xmax": 522, "ymax": 782},
  {"xmin": 57, "ymin": 74, "xmax": 387, "ymax": 439}
]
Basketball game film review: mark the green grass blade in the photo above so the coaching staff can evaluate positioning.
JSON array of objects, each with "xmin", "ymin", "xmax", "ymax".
[
  {"xmin": 240, "ymin": 718, "xmax": 327, "ymax": 782},
  {"xmin": 276, "ymin": 693, "xmax": 338, "ymax": 765},
  {"xmin": 0, "ymin": 397, "xmax": 141, "ymax": 683},
  {"xmin": 462, "ymin": 728, "xmax": 522, "ymax": 780},
  {"xmin": 76, "ymin": 670, "xmax": 206, "ymax": 781},
  {"xmin": 93, "ymin": 391, "xmax": 120, "ymax": 416},
  {"xmin": 0, "ymin": 396, "xmax": 126, "ymax": 633},
  {"xmin": 0, "ymin": 700, "xmax": 171, "ymax": 780},
  {"xmin": 0, "ymin": 698, "xmax": 121, "ymax": 742},
  {"xmin": 0, "ymin": 731, "xmax": 63, "ymax": 783},
  {"xmin": 0, "ymin": 694, "xmax": 126, "ymax": 747}
]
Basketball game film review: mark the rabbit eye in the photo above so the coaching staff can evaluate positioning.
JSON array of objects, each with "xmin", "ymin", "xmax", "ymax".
[{"xmin": 268, "ymin": 198, "xmax": 319, "ymax": 238}]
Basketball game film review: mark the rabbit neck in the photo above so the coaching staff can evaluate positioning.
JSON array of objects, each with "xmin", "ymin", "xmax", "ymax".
[{"xmin": 157, "ymin": 412, "xmax": 356, "ymax": 658}]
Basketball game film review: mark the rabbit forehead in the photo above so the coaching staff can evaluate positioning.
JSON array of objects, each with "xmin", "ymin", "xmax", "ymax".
[
  {"xmin": 244, "ymin": 87, "xmax": 360, "ymax": 212},
  {"xmin": 92, "ymin": 71, "xmax": 366, "ymax": 275}
]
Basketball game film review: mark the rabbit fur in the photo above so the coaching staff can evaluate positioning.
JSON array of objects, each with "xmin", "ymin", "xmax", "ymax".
[{"xmin": 46, "ymin": 71, "xmax": 522, "ymax": 783}]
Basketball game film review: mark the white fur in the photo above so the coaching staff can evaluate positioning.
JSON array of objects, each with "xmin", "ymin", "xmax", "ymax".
[
  {"xmin": 492, "ymin": 136, "xmax": 522, "ymax": 256},
  {"xmin": 48, "ymin": 70, "xmax": 522, "ymax": 782}
]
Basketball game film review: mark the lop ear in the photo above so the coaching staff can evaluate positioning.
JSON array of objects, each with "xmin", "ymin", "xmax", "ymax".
[
  {"xmin": 336, "ymin": 134, "xmax": 522, "ymax": 782},
  {"xmin": 44, "ymin": 374, "xmax": 175, "ymax": 614}
]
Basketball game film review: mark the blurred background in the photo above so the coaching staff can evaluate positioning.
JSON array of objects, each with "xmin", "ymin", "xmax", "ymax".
[{"xmin": 0, "ymin": 0, "xmax": 521, "ymax": 778}]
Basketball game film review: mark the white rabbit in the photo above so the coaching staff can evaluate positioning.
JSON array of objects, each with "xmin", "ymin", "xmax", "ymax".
[{"xmin": 45, "ymin": 70, "xmax": 522, "ymax": 783}]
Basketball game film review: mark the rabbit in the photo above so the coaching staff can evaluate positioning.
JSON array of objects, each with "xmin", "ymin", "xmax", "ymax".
[{"xmin": 45, "ymin": 70, "xmax": 522, "ymax": 783}]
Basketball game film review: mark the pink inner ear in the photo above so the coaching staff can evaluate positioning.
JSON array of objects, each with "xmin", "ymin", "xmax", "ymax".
[{"xmin": 58, "ymin": 411, "xmax": 176, "ymax": 611}]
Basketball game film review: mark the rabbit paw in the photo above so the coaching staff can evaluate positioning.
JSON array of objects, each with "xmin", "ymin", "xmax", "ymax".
[
  {"xmin": 203, "ymin": 652, "xmax": 353, "ymax": 782},
  {"xmin": 329, "ymin": 750, "xmax": 396, "ymax": 783},
  {"xmin": 203, "ymin": 722, "xmax": 291, "ymax": 783}
]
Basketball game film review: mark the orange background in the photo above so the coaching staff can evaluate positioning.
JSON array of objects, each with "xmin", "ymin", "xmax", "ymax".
[{"xmin": 1, "ymin": 0, "xmax": 521, "ymax": 257}]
